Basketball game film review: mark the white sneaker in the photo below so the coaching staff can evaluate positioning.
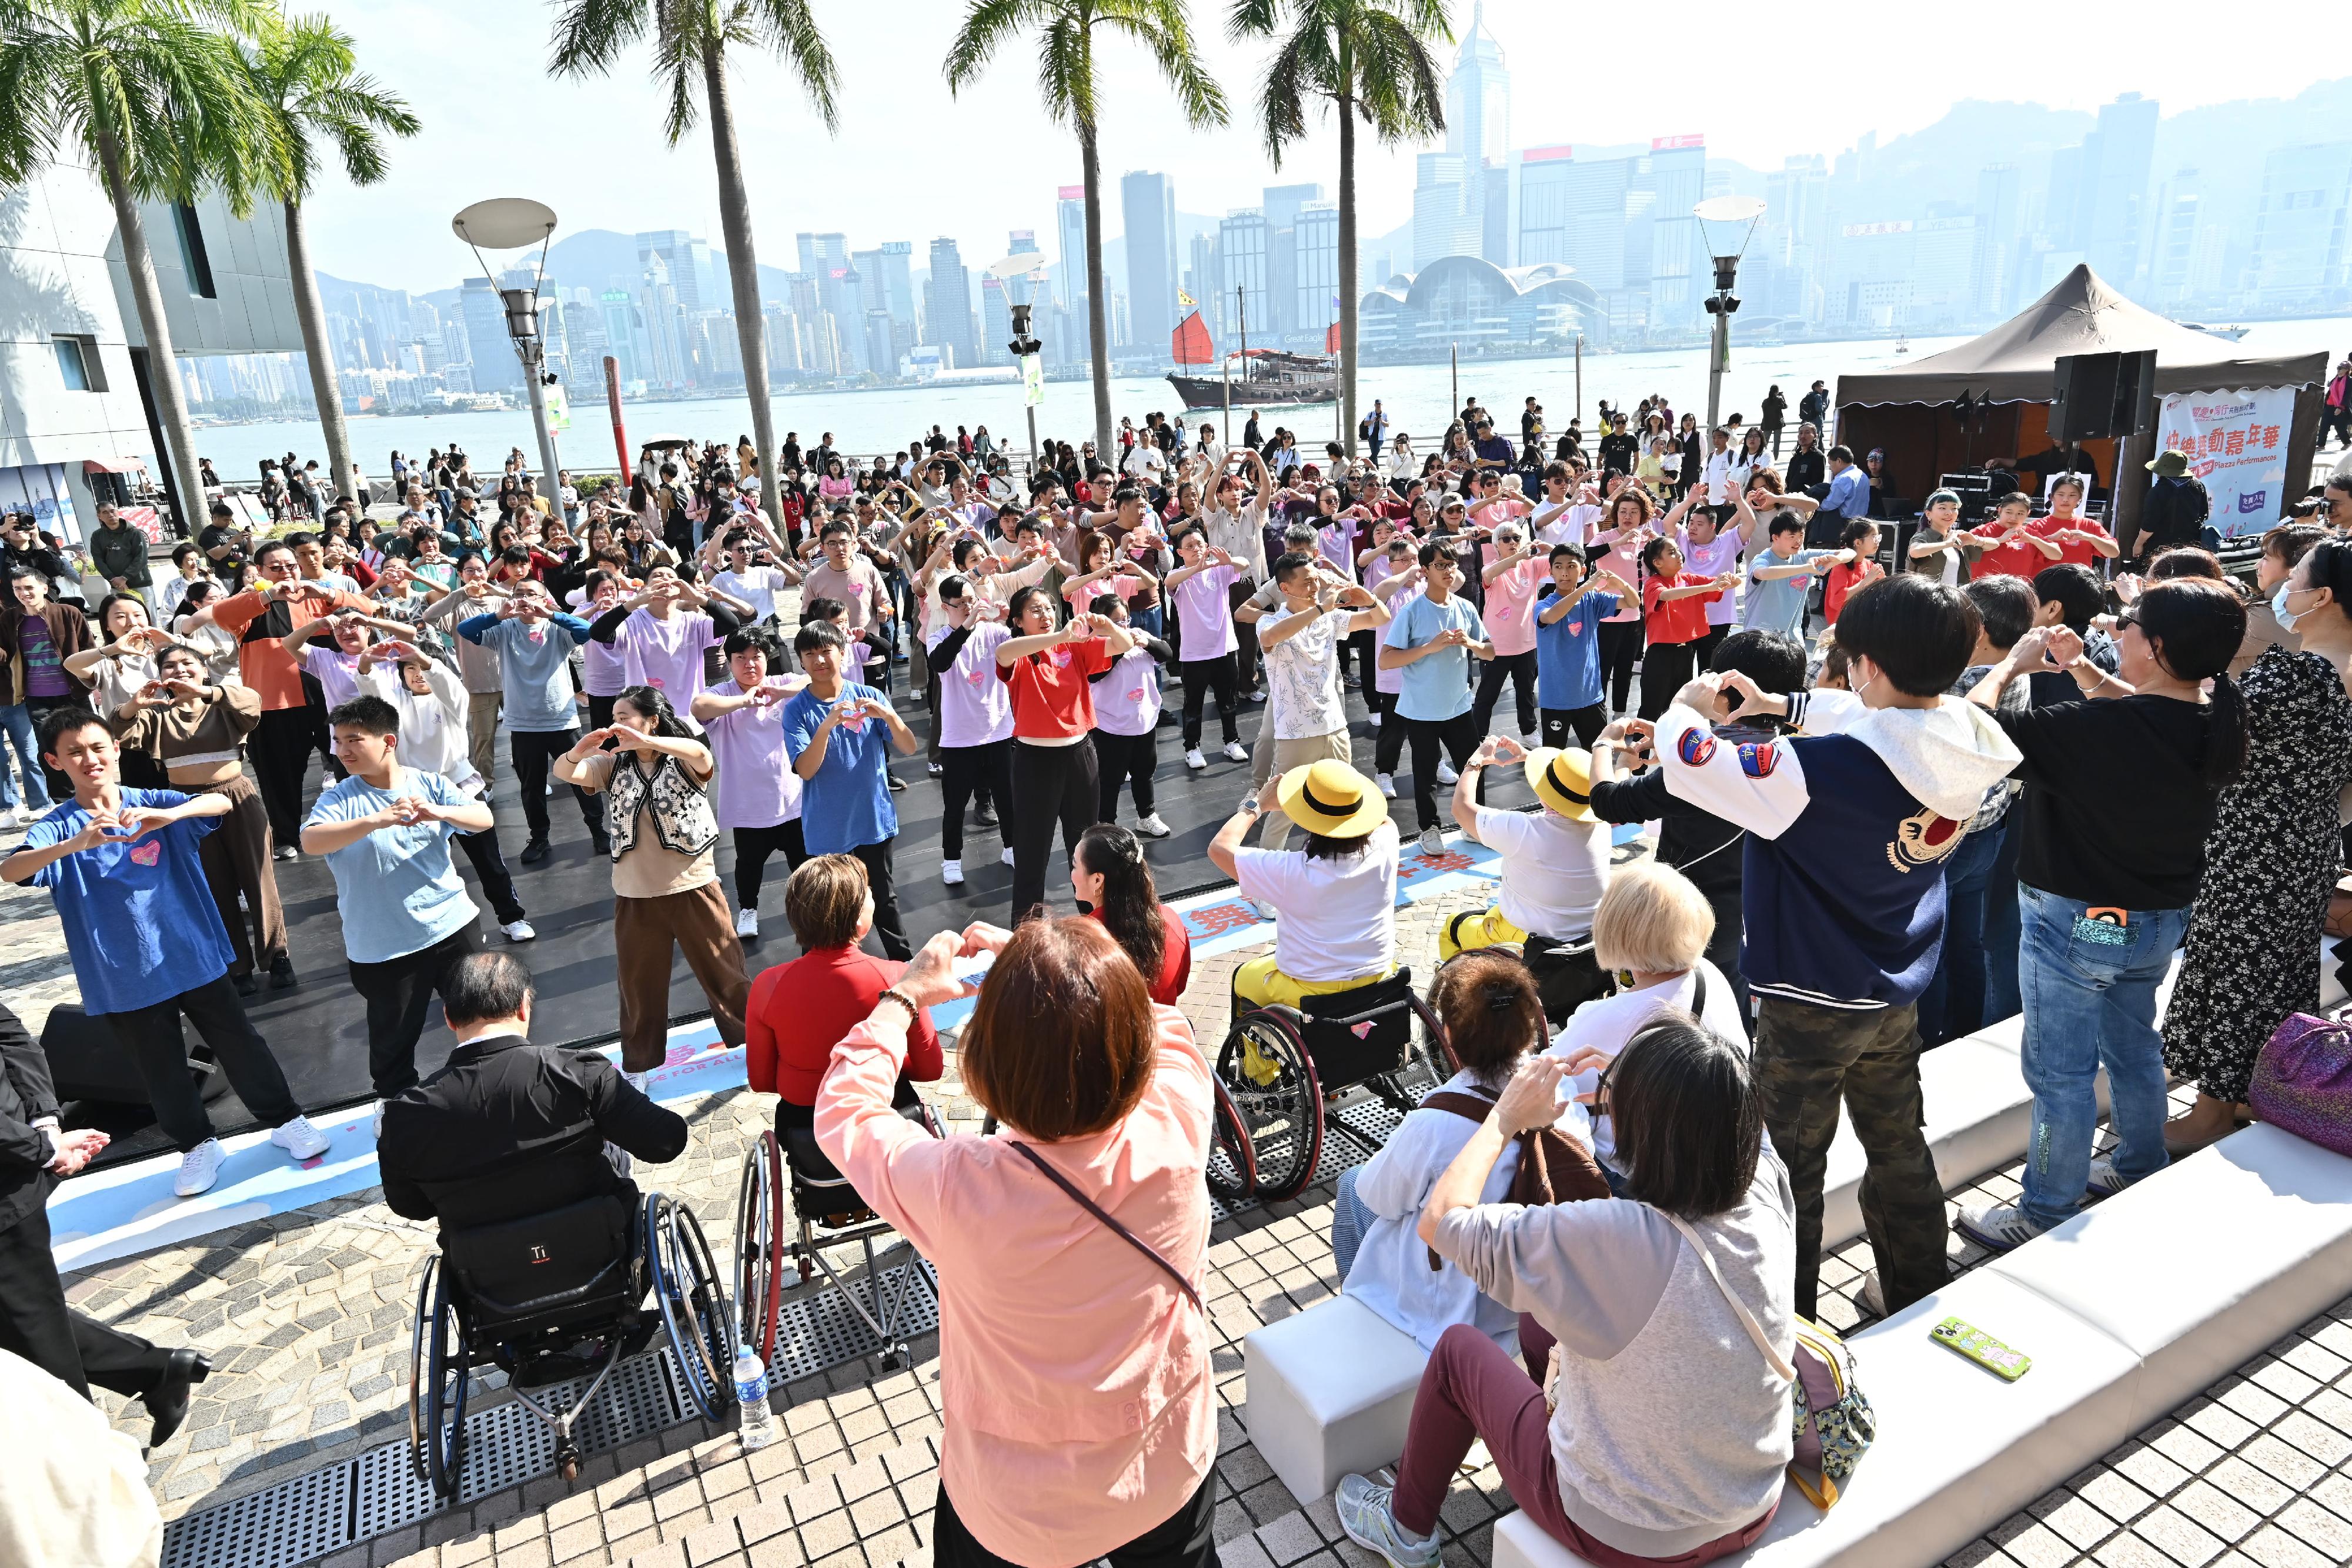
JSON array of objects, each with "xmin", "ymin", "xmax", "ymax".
[
  {"xmin": 1136, "ymin": 812, "xmax": 1171, "ymax": 837},
  {"xmin": 1955, "ymin": 1199, "xmax": 2052, "ymax": 1253},
  {"xmin": 1000, "ymin": 846, "xmax": 1015, "ymax": 865},
  {"xmin": 1435, "ymin": 760, "xmax": 1458, "ymax": 784},
  {"xmin": 173, "ymin": 1138, "xmax": 225, "ymax": 1197},
  {"xmin": 1857, "ymin": 1268, "xmax": 1886, "ymax": 1318},
  {"xmin": 7, "ymin": 803, "xmax": 29, "ymax": 825},
  {"xmin": 1185, "ymin": 748, "xmax": 1207, "ymax": 771},
  {"xmin": 500, "ymin": 919, "xmax": 536, "ymax": 942},
  {"xmin": 273, "ymin": 845, "xmax": 298, "ymax": 862},
  {"xmin": 734, "ymin": 907, "xmax": 759, "ymax": 938},
  {"xmin": 623, "ymin": 1069, "xmax": 650, "ymax": 1095},
  {"xmin": 941, "ymin": 858, "xmax": 964, "ymax": 885},
  {"xmin": 1222, "ymin": 741, "xmax": 1248, "ymax": 763},
  {"xmin": 1367, "ymin": 711, "xmax": 1381, "ymax": 729},
  {"xmin": 1518, "ymin": 726, "xmax": 1541, "ymax": 747},
  {"xmin": 372, "ymin": 1105, "xmax": 385, "ymax": 1139},
  {"xmin": 270, "ymin": 1115, "xmax": 330, "ymax": 1162},
  {"xmin": 1418, "ymin": 825, "xmax": 1446, "ymax": 855},
  {"xmin": 1376, "ymin": 772, "xmax": 1398, "ymax": 799},
  {"xmin": 2086, "ymin": 1154, "xmax": 2129, "ymax": 1200}
]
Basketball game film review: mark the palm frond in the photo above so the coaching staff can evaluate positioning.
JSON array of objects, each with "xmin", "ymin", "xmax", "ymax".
[
  {"xmin": 1224, "ymin": 0, "xmax": 1281, "ymax": 46},
  {"xmin": 245, "ymin": 12, "xmax": 418, "ymax": 199},
  {"xmin": 1351, "ymin": 4, "xmax": 1443, "ymax": 142},
  {"xmin": 1255, "ymin": 23, "xmax": 1322, "ymax": 167},
  {"xmin": 743, "ymin": 0, "xmax": 838, "ymax": 131},
  {"xmin": 1097, "ymin": 0, "xmax": 1227, "ymax": 129},
  {"xmin": 548, "ymin": 0, "xmax": 653, "ymax": 79},
  {"xmin": 942, "ymin": 0, "xmax": 1044, "ymax": 98}
]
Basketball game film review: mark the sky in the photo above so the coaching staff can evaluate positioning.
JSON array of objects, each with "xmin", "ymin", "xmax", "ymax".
[{"xmin": 305, "ymin": 0, "xmax": 2352, "ymax": 296}]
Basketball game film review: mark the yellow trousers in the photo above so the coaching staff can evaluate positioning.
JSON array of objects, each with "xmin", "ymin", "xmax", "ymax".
[
  {"xmin": 1231, "ymin": 954, "xmax": 1395, "ymax": 1009},
  {"xmin": 1438, "ymin": 906, "xmax": 1529, "ymax": 961}
]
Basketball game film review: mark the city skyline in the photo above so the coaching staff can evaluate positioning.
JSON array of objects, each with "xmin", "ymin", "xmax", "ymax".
[{"xmin": 293, "ymin": 0, "xmax": 2352, "ymax": 297}]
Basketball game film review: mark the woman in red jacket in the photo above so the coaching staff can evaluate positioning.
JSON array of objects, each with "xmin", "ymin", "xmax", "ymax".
[
  {"xmin": 746, "ymin": 854, "xmax": 941, "ymax": 1131},
  {"xmin": 1073, "ymin": 823, "xmax": 1192, "ymax": 1005}
]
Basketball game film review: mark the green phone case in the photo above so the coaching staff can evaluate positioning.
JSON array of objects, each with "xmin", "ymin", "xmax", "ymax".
[{"xmin": 1932, "ymin": 1316, "xmax": 2031, "ymax": 1380}]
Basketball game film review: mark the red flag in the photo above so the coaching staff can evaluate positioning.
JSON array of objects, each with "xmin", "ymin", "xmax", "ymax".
[
  {"xmin": 1325, "ymin": 320, "xmax": 1342, "ymax": 353},
  {"xmin": 1172, "ymin": 311, "xmax": 1214, "ymax": 366}
]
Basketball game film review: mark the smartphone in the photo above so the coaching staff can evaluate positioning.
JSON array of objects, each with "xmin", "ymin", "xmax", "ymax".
[{"xmin": 1931, "ymin": 1316, "xmax": 2030, "ymax": 1380}]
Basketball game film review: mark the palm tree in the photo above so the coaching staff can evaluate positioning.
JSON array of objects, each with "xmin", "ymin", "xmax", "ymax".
[
  {"xmin": 1232, "ymin": 0, "xmax": 1448, "ymax": 456},
  {"xmin": 946, "ymin": 0, "xmax": 1227, "ymax": 462},
  {"xmin": 551, "ymin": 0, "xmax": 837, "ymax": 527},
  {"xmin": 0, "ymin": 0, "xmax": 276, "ymax": 519},
  {"xmin": 245, "ymin": 13, "xmax": 417, "ymax": 514}
]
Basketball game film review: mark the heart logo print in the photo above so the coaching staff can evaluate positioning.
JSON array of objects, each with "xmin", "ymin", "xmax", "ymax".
[
  {"xmin": 1350, "ymin": 1021, "xmax": 1375, "ymax": 1039},
  {"xmin": 129, "ymin": 840, "xmax": 161, "ymax": 867}
]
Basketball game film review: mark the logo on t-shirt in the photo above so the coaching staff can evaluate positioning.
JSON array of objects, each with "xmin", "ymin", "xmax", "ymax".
[
  {"xmin": 1050, "ymin": 647, "xmax": 1073, "ymax": 668},
  {"xmin": 1675, "ymin": 726, "xmax": 1716, "ymax": 767},
  {"xmin": 1886, "ymin": 805, "xmax": 1963, "ymax": 873},
  {"xmin": 129, "ymin": 840, "xmax": 161, "ymax": 867},
  {"xmin": 1737, "ymin": 741, "xmax": 1779, "ymax": 778}
]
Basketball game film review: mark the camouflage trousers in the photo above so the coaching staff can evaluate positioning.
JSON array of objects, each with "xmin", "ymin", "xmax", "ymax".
[{"xmin": 1751, "ymin": 997, "xmax": 1949, "ymax": 1319}]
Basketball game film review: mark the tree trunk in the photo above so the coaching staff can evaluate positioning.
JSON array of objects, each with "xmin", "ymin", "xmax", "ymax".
[
  {"xmin": 284, "ymin": 198, "xmax": 356, "ymax": 511},
  {"xmin": 704, "ymin": 42, "xmax": 780, "ymax": 526},
  {"xmin": 1337, "ymin": 56, "xmax": 1359, "ymax": 459},
  {"xmin": 1081, "ymin": 116, "xmax": 1114, "ymax": 463},
  {"xmin": 97, "ymin": 129, "xmax": 204, "ymax": 525}
]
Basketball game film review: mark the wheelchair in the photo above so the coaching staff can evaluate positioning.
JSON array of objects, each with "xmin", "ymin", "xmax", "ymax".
[
  {"xmin": 736, "ymin": 1094, "xmax": 943, "ymax": 1375},
  {"xmin": 1216, "ymin": 967, "xmax": 1455, "ymax": 1201},
  {"xmin": 408, "ymin": 1189, "xmax": 736, "ymax": 1497}
]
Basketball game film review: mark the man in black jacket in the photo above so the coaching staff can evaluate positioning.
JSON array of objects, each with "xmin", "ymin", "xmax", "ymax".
[
  {"xmin": 86, "ymin": 504, "xmax": 153, "ymax": 597},
  {"xmin": 1583, "ymin": 629, "xmax": 1808, "ymax": 1033},
  {"xmin": 377, "ymin": 953, "xmax": 688, "ymax": 1235},
  {"xmin": 0, "ymin": 1000, "xmax": 211, "ymax": 1442},
  {"xmin": 2127, "ymin": 450, "xmax": 2213, "ymax": 568}
]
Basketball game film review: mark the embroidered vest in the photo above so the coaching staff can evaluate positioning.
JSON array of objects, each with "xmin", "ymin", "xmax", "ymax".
[{"xmin": 604, "ymin": 750, "xmax": 719, "ymax": 861}]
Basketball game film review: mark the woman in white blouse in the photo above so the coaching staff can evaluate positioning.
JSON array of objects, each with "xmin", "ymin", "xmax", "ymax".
[{"xmin": 1333, "ymin": 953, "xmax": 1545, "ymax": 1353}]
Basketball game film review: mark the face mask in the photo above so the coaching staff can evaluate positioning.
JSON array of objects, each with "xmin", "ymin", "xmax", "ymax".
[{"xmin": 2274, "ymin": 583, "xmax": 2307, "ymax": 634}]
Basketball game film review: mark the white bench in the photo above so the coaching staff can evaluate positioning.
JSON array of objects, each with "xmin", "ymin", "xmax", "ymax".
[
  {"xmin": 1244, "ymin": 1293, "xmax": 1433, "ymax": 1504},
  {"xmin": 1491, "ymin": 1122, "xmax": 2352, "ymax": 1568}
]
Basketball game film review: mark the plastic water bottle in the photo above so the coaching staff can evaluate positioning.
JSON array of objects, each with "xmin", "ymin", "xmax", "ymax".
[{"xmin": 734, "ymin": 1348, "xmax": 777, "ymax": 1450}]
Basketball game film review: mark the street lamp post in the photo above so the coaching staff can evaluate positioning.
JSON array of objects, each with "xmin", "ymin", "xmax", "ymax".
[
  {"xmin": 1692, "ymin": 196, "xmax": 1766, "ymax": 433},
  {"xmin": 453, "ymin": 198, "xmax": 563, "ymax": 487}
]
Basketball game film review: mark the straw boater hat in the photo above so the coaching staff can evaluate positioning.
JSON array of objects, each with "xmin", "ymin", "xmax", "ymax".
[
  {"xmin": 1276, "ymin": 760, "xmax": 1390, "ymax": 840},
  {"xmin": 1524, "ymin": 746, "xmax": 1598, "ymax": 823}
]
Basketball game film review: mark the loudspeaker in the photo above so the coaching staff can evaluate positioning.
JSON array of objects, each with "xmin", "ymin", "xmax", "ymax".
[
  {"xmin": 39, "ymin": 1004, "xmax": 232, "ymax": 1106},
  {"xmin": 2052, "ymin": 350, "xmax": 2158, "ymax": 442}
]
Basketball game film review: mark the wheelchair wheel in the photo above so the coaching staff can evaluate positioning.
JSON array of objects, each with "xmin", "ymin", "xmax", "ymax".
[
  {"xmin": 649, "ymin": 1193, "xmax": 739, "ymax": 1422},
  {"xmin": 1205, "ymin": 1077, "xmax": 1258, "ymax": 1202},
  {"xmin": 734, "ymin": 1134, "xmax": 786, "ymax": 1368},
  {"xmin": 1216, "ymin": 1008, "xmax": 1322, "ymax": 1201},
  {"xmin": 407, "ymin": 1254, "xmax": 471, "ymax": 1497}
]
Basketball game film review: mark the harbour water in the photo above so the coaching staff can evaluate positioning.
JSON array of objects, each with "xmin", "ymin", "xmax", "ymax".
[{"xmin": 193, "ymin": 317, "xmax": 2351, "ymax": 482}]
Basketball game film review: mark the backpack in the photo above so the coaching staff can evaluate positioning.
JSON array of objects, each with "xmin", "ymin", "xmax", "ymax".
[{"xmin": 1663, "ymin": 1211, "xmax": 1876, "ymax": 1509}]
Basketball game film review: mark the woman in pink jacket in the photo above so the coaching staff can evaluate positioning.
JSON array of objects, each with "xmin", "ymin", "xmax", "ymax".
[{"xmin": 816, "ymin": 916, "xmax": 1215, "ymax": 1568}]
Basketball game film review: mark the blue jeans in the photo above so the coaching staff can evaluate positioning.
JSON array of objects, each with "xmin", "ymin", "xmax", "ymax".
[
  {"xmin": 1917, "ymin": 820, "xmax": 2007, "ymax": 1046},
  {"xmin": 2017, "ymin": 885, "xmax": 2190, "ymax": 1229},
  {"xmin": 0, "ymin": 703, "xmax": 49, "ymax": 810},
  {"xmin": 1331, "ymin": 1166, "xmax": 1374, "ymax": 1281}
]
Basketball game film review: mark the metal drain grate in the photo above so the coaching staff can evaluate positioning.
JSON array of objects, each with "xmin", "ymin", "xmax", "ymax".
[
  {"xmin": 160, "ymin": 1460, "xmax": 351, "ymax": 1568},
  {"xmin": 1208, "ymin": 1078, "xmax": 1425, "ymax": 1222},
  {"xmin": 770, "ymin": 1256, "xmax": 940, "ymax": 1383},
  {"xmin": 162, "ymin": 1261, "xmax": 933, "ymax": 1568}
]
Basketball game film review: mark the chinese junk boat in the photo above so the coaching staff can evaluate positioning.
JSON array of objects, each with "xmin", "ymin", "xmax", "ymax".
[{"xmin": 1165, "ymin": 287, "xmax": 1338, "ymax": 411}]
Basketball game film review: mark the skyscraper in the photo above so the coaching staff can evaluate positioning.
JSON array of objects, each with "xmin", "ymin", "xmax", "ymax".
[
  {"xmin": 1413, "ymin": 153, "xmax": 1476, "ymax": 269},
  {"xmin": 1218, "ymin": 210, "xmax": 1269, "ymax": 348},
  {"xmin": 796, "ymin": 232, "xmax": 848, "ymax": 278},
  {"xmin": 1120, "ymin": 170, "xmax": 1178, "ymax": 354},
  {"xmin": 1054, "ymin": 186, "xmax": 1093, "ymax": 365},
  {"xmin": 924, "ymin": 237, "xmax": 977, "ymax": 369},
  {"xmin": 1294, "ymin": 206, "xmax": 1338, "ymax": 343},
  {"xmin": 2084, "ymin": 93, "xmax": 2159, "ymax": 286},
  {"xmin": 1444, "ymin": 1, "xmax": 1509, "ymax": 172},
  {"xmin": 1516, "ymin": 146, "xmax": 1578, "ymax": 266},
  {"xmin": 2252, "ymin": 142, "xmax": 2352, "ymax": 309},
  {"xmin": 636, "ymin": 230, "xmax": 717, "ymax": 316},
  {"xmin": 459, "ymin": 277, "xmax": 522, "ymax": 393},
  {"xmin": 874, "ymin": 242, "xmax": 917, "ymax": 326},
  {"xmin": 1973, "ymin": 164, "xmax": 2020, "ymax": 316},
  {"xmin": 980, "ymin": 274, "xmax": 1012, "ymax": 367}
]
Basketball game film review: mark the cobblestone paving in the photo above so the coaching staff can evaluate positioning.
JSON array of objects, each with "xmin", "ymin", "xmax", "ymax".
[{"xmin": 15, "ymin": 823, "xmax": 2352, "ymax": 1568}]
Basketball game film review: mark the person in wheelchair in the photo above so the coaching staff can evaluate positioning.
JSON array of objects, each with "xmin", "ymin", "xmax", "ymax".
[
  {"xmin": 745, "ymin": 853, "xmax": 942, "ymax": 1142},
  {"xmin": 1438, "ymin": 735, "xmax": 1612, "ymax": 1022},
  {"xmin": 1207, "ymin": 758, "xmax": 1399, "ymax": 1017},
  {"xmin": 1544, "ymin": 862, "xmax": 1746, "ymax": 1195},
  {"xmin": 377, "ymin": 951, "xmax": 689, "ymax": 1236},
  {"xmin": 1331, "ymin": 954, "xmax": 1544, "ymax": 1354}
]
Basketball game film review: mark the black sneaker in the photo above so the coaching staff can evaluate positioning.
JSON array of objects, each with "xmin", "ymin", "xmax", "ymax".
[
  {"xmin": 233, "ymin": 973, "xmax": 259, "ymax": 997},
  {"xmin": 887, "ymin": 775, "xmax": 906, "ymax": 793},
  {"xmin": 269, "ymin": 955, "xmax": 297, "ymax": 990},
  {"xmin": 974, "ymin": 803, "xmax": 999, "ymax": 828},
  {"xmin": 589, "ymin": 830, "xmax": 612, "ymax": 858},
  {"xmin": 520, "ymin": 837, "xmax": 550, "ymax": 865},
  {"xmin": 146, "ymin": 1348, "xmax": 212, "ymax": 1448}
]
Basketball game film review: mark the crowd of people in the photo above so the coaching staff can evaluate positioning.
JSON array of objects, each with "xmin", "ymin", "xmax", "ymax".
[{"xmin": 7, "ymin": 382, "xmax": 2352, "ymax": 1568}]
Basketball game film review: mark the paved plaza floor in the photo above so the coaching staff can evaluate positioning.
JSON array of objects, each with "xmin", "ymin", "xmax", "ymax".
[{"xmin": 12, "ymin": 807, "xmax": 2352, "ymax": 1568}]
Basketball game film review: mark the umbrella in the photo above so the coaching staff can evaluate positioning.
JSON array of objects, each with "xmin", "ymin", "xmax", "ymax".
[{"xmin": 639, "ymin": 435, "xmax": 696, "ymax": 451}]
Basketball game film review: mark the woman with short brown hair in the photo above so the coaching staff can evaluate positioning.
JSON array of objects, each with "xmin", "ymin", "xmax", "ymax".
[{"xmin": 816, "ymin": 916, "xmax": 1214, "ymax": 1568}]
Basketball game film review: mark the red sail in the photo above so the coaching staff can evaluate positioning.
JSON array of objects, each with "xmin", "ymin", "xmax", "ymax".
[
  {"xmin": 1325, "ymin": 320, "xmax": 1342, "ymax": 353},
  {"xmin": 1172, "ymin": 310, "xmax": 1215, "ymax": 366}
]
